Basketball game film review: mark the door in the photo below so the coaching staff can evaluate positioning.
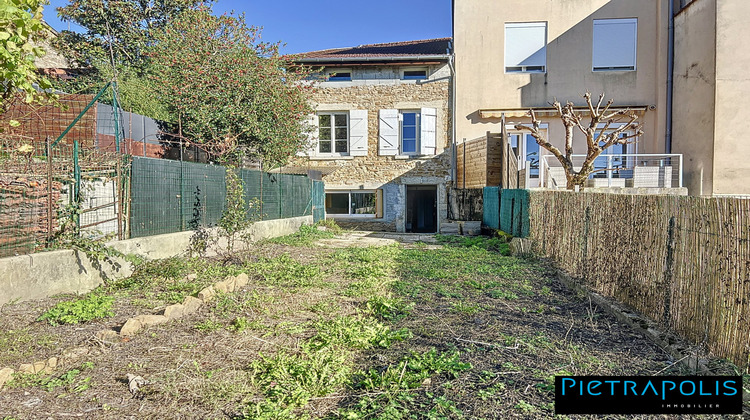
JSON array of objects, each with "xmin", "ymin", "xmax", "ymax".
[{"xmin": 406, "ymin": 185, "xmax": 437, "ymax": 233}]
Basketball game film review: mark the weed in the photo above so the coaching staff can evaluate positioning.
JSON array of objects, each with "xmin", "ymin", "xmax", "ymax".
[
  {"xmin": 514, "ymin": 399, "xmax": 536, "ymax": 414},
  {"xmin": 38, "ymin": 293, "xmax": 114, "ymax": 325},
  {"xmin": 0, "ymin": 329, "xmax": 56, "ymax": 365},
  {"xmin": 435, "ymin": 234, "xmax": 510, "ymax": 254},
  {"xmin": 8, "ymin": 362, "xmax": 94, "ymax": 393},
  {"xmin": 194, "ymin": 319, "xmax": 224, "ymax": 332},
  {"xmin": 265, "ymin": 222, "xmax": 339, "ymax": 247},
  {"xmin": 307, "ymin": 299, "xmax": 340, "ymax": 315},
  {"xmin": 229, "ymin": 316, "xmax": 251, "ymax": 332},
  {"xmin": 306, "ymin": 316, "xmax": 411, "ymax": 351},
  {"xmin": 488, "ymin": 289, "xmax": 519, "ymax": 300},
  {"xmin": 357, "ymin": 348, "xmax": 472, "ymax": 391},
  {"xmin": 366, "ymin": 295, "xmax": 414, "ymax": 322},
  {"xmin": 450, "ymin": 301, "xmax": 483, "ymax": 315},
  {"xmin": 249, "ymin": 255, "xmax": 324, "ymax": 289}
]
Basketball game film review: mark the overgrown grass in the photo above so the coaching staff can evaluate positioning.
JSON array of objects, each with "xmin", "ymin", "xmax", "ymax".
[
  {"xmin": 0, "ymin": 328, "xmax": 56, "ymax": 366},
  {"xmin": 265, "ymin": 221, "xmax": 343, "ymax": 247}
]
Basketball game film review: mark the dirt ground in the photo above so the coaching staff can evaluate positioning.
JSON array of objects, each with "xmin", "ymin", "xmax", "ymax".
[{"xmin": 0, "ymin": 228, "xmax": 747, "ymax": 419}]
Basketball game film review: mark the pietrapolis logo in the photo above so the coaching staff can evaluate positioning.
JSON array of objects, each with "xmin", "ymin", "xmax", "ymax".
[{"xmin": 554, "ymin": 376, "xmax": 743, "ymax": 415}]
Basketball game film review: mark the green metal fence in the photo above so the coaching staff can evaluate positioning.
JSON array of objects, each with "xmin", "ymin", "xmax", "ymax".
[
  {"xmin": 482, "ymin": 188, "xmax": 530, "ymax": 237},
  {"xmin": 129, "ymin": 157, "xmax": 316, "ymax": 238},
  {"xmin": 482, "ymin": 187, "xmax": 500, "ymax": 230}
]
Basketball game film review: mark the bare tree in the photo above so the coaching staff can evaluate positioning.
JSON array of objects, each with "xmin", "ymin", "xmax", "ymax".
[{"xmin": 515, "ymin": 92, "xmax": 643, "ymax": 190}]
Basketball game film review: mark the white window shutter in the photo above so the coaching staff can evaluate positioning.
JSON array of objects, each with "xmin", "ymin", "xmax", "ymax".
[
  {"xmin": 349, "ymin": 110, "xmax": 368, "ymax": 156},
  {"xmin": 297, "ymin": 113, "xmax": 318, "ymax": 156},
  {"xmin": 379, "ymin": 109, "xmax": 399, "ymax": 156},
  {"xmin": 505, "ymin": 23, "xmax": 547, "ymax": 68},
  {"xmin": 420, "ymin": 107, "xmax": 437, "ymax": 155},
  {"xmin": 593, "ymin": 19, "xmax": 637, "ymax": 70}
]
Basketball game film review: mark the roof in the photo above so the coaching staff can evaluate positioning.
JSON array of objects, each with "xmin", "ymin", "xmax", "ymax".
[{"xmin": 294, "ymin": 38, "xmax": 451, "ymax": 64}]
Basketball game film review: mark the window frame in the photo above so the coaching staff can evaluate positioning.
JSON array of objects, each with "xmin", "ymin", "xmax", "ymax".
[
  {"xmin": 504, "ymin": 22, "xmax": 548, "ymax": 74},
  {"xmin": 326, "ymin": 68, "xmax": 353, "ymax": 81},
  {"xmin": 592, "ymin": 18, "xmax": 638, "ymax": 72},
  {"xmin": 401, "ymin": 67, "xmax": 429, "ymax": 80},
  {"xmin": 324, "ymin": 190, "xmax": 380, "ymax": 218},
  {"xmin": 399, "ymin": 110, "xmax": 421, "ymax": 156},
  {"xmin": 317, "ymin": 112, "xmax": 350, "ymax": 157}
]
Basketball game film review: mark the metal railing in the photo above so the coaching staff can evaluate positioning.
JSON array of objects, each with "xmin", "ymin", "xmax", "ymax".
[{"xmin": 540, "ymin": 154, "xmax": 683, "ymax": 189}]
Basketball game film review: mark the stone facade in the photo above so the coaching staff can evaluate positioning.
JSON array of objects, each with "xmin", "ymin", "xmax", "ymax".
[{"xmin": 288, "ymin": 64, "xmax": 453, "ymax": 232}]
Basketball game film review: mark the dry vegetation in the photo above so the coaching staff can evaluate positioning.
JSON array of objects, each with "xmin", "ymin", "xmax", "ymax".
[{"xmin": 0, "ymin": 225, "xmax": 747, "ymax": 419}]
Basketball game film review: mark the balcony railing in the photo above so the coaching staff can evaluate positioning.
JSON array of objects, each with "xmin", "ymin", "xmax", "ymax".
[{"xmin": 539, "ymin": 154, "xmax": 683, "ymax": 189}]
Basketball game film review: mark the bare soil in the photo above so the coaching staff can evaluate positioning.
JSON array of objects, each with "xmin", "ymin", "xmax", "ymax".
[{"xmin": 0, "ymin": 231, "xmax": 746, "ymax": 419}]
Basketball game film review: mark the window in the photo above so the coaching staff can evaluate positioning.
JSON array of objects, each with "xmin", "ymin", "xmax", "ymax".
[
  {"xmin": 325, "ymin": 190, "xmax": 381, "ymax": 217},
  {"xmin": 592, "ymin": 125, "xmax": 637, "ymax": 178},
  {"xmin": 327, "ymin": 68, "xmax": 352, "ymax": 81},
  {"xmin": 505, "ymin": 22, "xmax": 547, "ymax": 73},
  {"xmin": 593, "ymin": 18, "xmax": 637, "ymax": 71},
  {"xmin": 379, "ymin": 108, "xmax": 436, "ymax": 156},
  {"xmin": 400, "ymin": 111, "xmax": 420, "ymax": 154},
  {"xmin": 401, "ymin": 68, "xmax": 428, "ymax": 80},
  {"xmin": 318, "ymin": 113, "xmax": 348, "ymax": 155}
]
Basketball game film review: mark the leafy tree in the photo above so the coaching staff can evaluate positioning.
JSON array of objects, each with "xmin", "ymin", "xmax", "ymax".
[
  {"xmin": 0, "ymin": 0, "xmax": 53, "ymax": 120},
  {"xmin": 52, "ymin": 0, "xmax": 205, "ymax": 118},
  {"xmin": 516, "ymin": 92, "xmax": 642, "ymax": 190},
  {"xmin": 148, "ymin": 7, "xmax": 315, "ymax": 166}
]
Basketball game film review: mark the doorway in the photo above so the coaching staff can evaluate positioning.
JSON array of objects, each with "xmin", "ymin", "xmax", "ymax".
[{"xmin": 406, "ymin": 185, "xmax": 437, "ymax": 233}]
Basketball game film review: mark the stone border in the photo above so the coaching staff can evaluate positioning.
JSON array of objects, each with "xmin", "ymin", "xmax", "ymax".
[{"xmin": 0, "ymin": 273, "xmax": 250, "ymax": 392}]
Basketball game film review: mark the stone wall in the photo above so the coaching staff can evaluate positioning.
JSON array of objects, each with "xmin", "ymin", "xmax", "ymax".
[{"xmin": 288, "ymin": 65, "xmax": 453, "ymax": 232}]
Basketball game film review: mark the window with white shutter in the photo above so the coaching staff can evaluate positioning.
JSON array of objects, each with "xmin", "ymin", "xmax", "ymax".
[
  {"xmin": 317, "ymin": 112, "xmax": 349, "ymax": 156},
  {"xmin": 505, "ymin": 22, "xmax": 547, "ymax": 73},
  {"xmin": 593, "ymin": 18, "xmax": 637, "ymax": 71},
  {"xmin": 420, "ymin": 107, "xmax": 437, "ymax": 155},
  {"xmin": 348, "ymin": 110, "xmax": 368, "ymax": 156},
  {"xmin": 379, "ymin": 109, "xmax": 399, "ymax": 156}
]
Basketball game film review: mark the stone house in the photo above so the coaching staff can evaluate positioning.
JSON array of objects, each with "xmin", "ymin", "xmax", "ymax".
[{"xmin": 287, "ymin": 38, "xmax": 453, "ymax": 232}]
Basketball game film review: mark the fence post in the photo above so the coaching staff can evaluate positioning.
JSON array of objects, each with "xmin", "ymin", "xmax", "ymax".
[
  {"xmin": 46, "ymin": 137, "xmax": 53, "ymax": 243},
  {"xmin": 663, "ymin": 216, "xmax": 676, "ymax": 327},
  {"xmin": 73, "ymin": 140, "xmax": 81, "ymax": 231},
  {"xmin": 179, "ymin": 160, "xmax": 185, "ymax": 231}
]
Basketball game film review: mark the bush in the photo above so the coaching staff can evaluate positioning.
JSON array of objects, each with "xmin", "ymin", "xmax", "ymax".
[{"xmin": 38, "ymin": 294, "xmax": 115, "ymax": 325}]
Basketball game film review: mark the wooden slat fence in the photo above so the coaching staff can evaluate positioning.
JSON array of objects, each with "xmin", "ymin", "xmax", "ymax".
[
  {"xmin": 528, "ymin": 191, "xmax": 750, "ymax": 370},
  {"xmin": 455, "ymin": 132, "xmax": 518, "ymax": 189}
]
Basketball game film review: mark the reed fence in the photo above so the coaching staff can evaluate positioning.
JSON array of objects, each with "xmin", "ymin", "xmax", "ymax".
[{"xmin": 528, "ymin": 191, "xmax": 750, "ymax": 370}]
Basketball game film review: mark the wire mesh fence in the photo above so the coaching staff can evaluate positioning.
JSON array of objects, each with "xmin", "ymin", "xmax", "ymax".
[
  {"xmin": 1, "ymin": 84, "xmax": 321, "ymax": 257},
  {"xmin": 528, "ymin": 191, "xmax": 750, "ymax": 370}
]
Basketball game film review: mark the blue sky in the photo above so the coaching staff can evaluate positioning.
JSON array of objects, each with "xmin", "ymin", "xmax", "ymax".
[{"xmin": 43, "ymin": 0, "xmax": 453, "ymax": 54}]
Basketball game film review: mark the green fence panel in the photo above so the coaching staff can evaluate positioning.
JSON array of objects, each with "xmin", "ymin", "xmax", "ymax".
[
  {"xmin": 130, "ymin": 157, "xmax": 183, "ymax": 238},
  {"xmin": 482, "ymin": 187, "xmax": 500, "ymax": 230},
  {"xmin": 130, "ymin": 158, "xmax": 318, "ymax": 238},
  {"xmin": 312, "ymin": 180, "xmax": 325, "ymax": 223},
  {"xmin": 499, "ymin": 189, "xmax": 530, "ymax": 237},
  {"xmin": 180, "ymin": 162, "xmax": 226, "ymax": 229},
  {"xmin": 240, "ymin": 169, "xmax": 263, "ymax": 221},
  {"xmin": 261, "ymin": 173, "xmax": 281, "ymax": 220}
]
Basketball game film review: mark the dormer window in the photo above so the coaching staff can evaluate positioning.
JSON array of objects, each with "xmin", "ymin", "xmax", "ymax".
[
  {"xmin": 401, "ymin": 67, "xmax": 428, "ymax": 80},
  {"xmin": 327, "ymin": 68, "xmax": 352, "ymax": 81}
]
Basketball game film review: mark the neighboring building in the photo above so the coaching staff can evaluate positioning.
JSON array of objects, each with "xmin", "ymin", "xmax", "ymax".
[
  {"xmin": 453, "ymin": 0, "xmax": 679, "ymax": 191},
  {"xmin": 287, "ymin": 39, "xmax": 453, "ymax": 233},
  {"xmin": 672, "ymin": 0, "xmax": 750, "ymax": 196}
]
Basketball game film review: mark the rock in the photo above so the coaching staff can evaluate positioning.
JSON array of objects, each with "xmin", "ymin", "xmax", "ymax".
[
  {"xmin": 18, "ymin": 363, "xmax": 34, "ymax": 374},
  {"xmin": 32, "ymin": 361, "xmax": 46, "ymax": 374},
  {"xmin": 95, "ymin": 329, "xmax": 119, "ymax": 343},
  {"xmin": 182, "ymin": 296, "xmax": 203, "ymax": 314},
  {"xmin": 233, "ymin": 273, "xmax": 249, "ymax": 288},
  {"xmin": 163, "ymin": 304, "xmax": 185, "ymax": 319},
  {"xmin": 213, "ymin": 280, "xmax": 232, "ymax": 294},
  {"xmin": 184, "ymin": 273, "xmax": 198, "ymax": 282},
  {"xmin": 126, "ymin": 373, "xmax": 149, "ymax": 396},
  {"xmin": 197, "ymin": 286, "xmax": 216, "ymax": 302},
  {"xmin": 44, "ymin": 357, "xmax": 58, "ymax": 374},
  {"xmin": 61, "ymin": 347, "xmax": 89, "ymax": 361},
  {"xmin": 509, "ymin": 238, "xmax": 534, "ymax": 257},
  {"xmin": 120, "ymin": 318, "xmax": 143, "ymax": 337},
  {"xmin": 0, "ymin": 368, "xmax": 15, "ymax": 391},
  {"xmin": 460, "ymin": 221, "xmax": 482, "ymax": 236},
  {"xmin": 134, "ymin": 315, "xmax": 169, "ymax": 327}
]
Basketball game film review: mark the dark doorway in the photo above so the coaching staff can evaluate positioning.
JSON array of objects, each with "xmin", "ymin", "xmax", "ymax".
[{"xmin": 406, "ymin": 185, "xmax": 437, "ymax": 233}]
